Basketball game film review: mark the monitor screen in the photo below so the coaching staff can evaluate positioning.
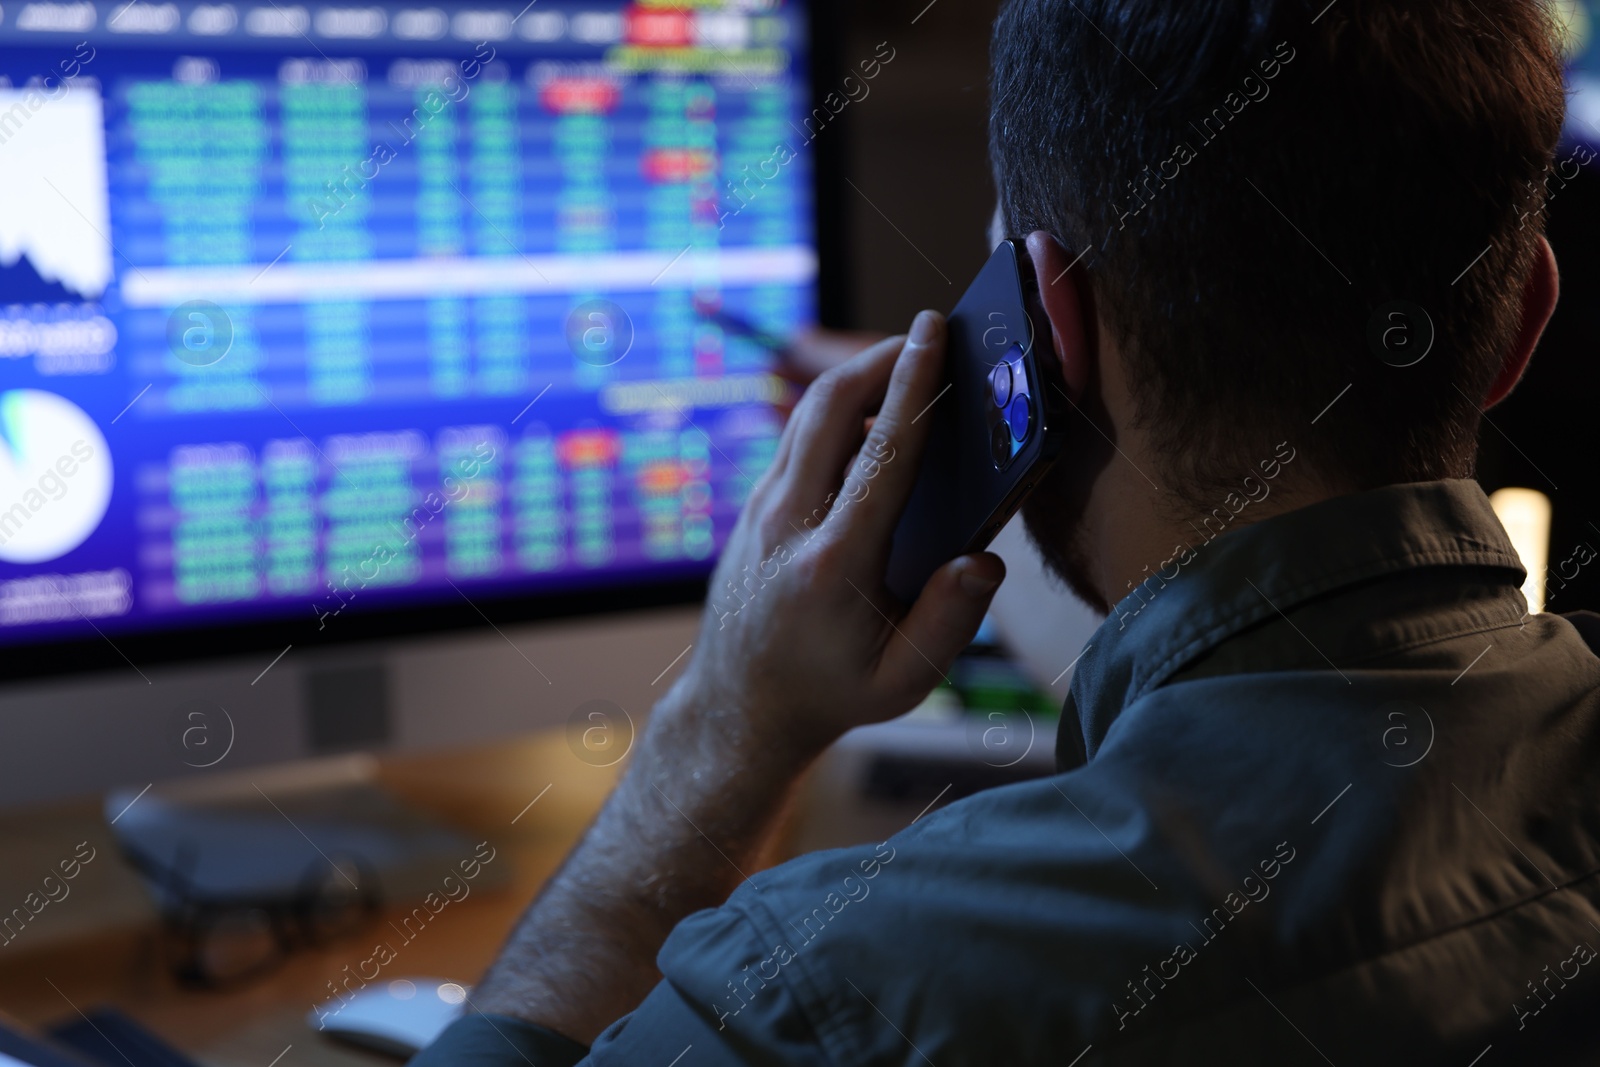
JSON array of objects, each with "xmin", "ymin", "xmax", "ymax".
[
  {"xmin": 1565, "ymin": 0, "xmax": 1600, "ymax": 149},
  {"xmin": 0, "ymin": 0, "xmax": 818, "ymax": 673}
]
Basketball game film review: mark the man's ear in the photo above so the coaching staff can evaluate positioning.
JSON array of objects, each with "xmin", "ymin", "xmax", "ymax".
[
  {"xmin": 1484, "ymin": 234, "xmax": 1559, "ymax": 410},
  {"xmin": 1025, "ymin": 230, "xmax": 1093, "ymax": 400}
]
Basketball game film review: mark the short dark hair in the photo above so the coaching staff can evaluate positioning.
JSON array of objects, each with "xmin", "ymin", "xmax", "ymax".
[{"xmin": 990, "ymin": 0, "xmax": 1565, "ymax": 504}]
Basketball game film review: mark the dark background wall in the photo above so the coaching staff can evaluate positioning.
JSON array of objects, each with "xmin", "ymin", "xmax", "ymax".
[
  {"xmin": 826, "ymin": 0, "xmax": 1600, "ymax": 615},
  {"xmin": 1478, "ymin": 169, "xmax": 1600, "ymax": 617},
  {"xmin": 831, "ymin": 0, "xmax": 1003, "ymax": 330}
]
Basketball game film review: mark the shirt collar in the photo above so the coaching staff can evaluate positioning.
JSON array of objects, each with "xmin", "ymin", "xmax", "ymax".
[{"xmin": 1059, "ymin": 479, "xmax": 1526, "ymax": 767}]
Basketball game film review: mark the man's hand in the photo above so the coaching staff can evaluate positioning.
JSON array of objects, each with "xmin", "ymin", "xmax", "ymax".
[
  {"xmin": 471, "ymin": 310, "xmax": 1002, "ymax": 1045},
  {"xmin": 673, "ymin": 309, "xmax": 1005, "ymax": 756}
]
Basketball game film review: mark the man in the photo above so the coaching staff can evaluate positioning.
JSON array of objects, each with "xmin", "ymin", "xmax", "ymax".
[{"xmin": 415, "ymin": 0, "xmax": 1600, "ymax": 1062}]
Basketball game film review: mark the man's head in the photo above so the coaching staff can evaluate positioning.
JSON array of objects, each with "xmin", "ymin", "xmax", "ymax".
[{"xmin": 990, "ymin": 0, "xmax": 1566, "ymax": 610}]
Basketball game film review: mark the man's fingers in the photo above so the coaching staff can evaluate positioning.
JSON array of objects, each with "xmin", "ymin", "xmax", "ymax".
[
  {"xmin": 774, "ymin": 333, "xmax": 906, "ymax": 509},
  {"xmin": 878, "ymin": 553, "xmax": 1005, "ymax": 696},
  {"xmin": 821, "ymin": 310, "xmax": 946, "ymax": 545}
]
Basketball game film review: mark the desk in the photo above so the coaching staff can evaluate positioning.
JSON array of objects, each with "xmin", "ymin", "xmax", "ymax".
[
  {"xmin": 0, "ymin": 732, "xmax": 627, "ymax": 1067},
  {"xmin": 0, "ymin": 723, "xmax": 926, "ymax": 1067}
]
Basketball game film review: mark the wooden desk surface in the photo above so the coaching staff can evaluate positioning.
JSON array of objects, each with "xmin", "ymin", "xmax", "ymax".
[{"xmin": 0, "ymin": 731, "xmax": 626, "ymax": 1067}]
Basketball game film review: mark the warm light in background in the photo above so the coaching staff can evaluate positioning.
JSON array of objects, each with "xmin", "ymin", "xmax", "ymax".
[
  {"xmin": 1551, "ymin": 0, "xmax": 1592, "ymax": 60},
  {"xmin": 1490, "ymin": 487, "xmax": 1553, "ymax": 614}
]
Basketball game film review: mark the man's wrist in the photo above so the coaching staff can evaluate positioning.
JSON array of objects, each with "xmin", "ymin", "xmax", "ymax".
[
  {"xmin": 625, "ymin": 675, "xmax": 822, "ymax": 850},
  {"xmin": 651, "ymin": 663, "xmax": 839, "ymax": 782}
]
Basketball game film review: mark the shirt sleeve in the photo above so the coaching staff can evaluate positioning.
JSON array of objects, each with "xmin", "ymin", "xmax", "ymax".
[
  {"xmin": 580, "ymin": 904, "xmax": 835, "ymax": 1067},
  {"xmin": 409, "ymin": 903, "xmax": 835, "ymax": 1067},
  {"xmin": 407, "ymin": 1013, "xmax": 590, "ymax": 1067}
]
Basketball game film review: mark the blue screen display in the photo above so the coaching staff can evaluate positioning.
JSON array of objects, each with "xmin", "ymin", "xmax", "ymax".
[
  {"xmin": 0, "ymin": 0, "xmax": 814, "ymax": 649},
  {"xmin": 1566, "ymin": 0, "xmax": 1600, "ymax": 148}
]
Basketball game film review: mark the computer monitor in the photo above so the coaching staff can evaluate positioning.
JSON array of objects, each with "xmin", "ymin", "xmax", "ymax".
[
  {"xmin": 0, "ymin": 0, "xmax": 841, "ymax": 682},
  {"xmin": 1566, "ymin": 1, "xmax": 1600, "ymax": 150}
]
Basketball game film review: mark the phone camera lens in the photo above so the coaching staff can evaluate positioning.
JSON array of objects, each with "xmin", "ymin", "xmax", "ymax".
[
  {"xmin": 990, "ymin": 419, "xmax": 1012, "ymax": 468},
  {"xmin": 989, "ymin": 362, "xmax": 1012, "ymax": 408},
  {"xmin": 1006, "ymin": 396, "xmax": 1032, "ymax": 442}
]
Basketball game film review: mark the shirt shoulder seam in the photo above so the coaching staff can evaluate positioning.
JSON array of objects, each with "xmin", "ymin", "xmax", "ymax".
[{"xmin": 1131, "ymin": 548, "xmax": 1523, "ymax": 705}]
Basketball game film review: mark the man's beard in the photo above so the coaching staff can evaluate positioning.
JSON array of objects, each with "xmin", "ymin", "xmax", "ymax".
[{"xmin": 1019, "ymin": 415, "xmax": 1115, "ymax": 616}]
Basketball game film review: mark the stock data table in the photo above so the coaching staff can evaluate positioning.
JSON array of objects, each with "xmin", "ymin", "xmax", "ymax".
[{"xmin": 0, "ymin": 1, "xmax": 818, "ymax": 643}]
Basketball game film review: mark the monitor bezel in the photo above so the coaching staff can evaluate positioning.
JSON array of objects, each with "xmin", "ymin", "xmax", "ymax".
[{"xmin": 0, "ymin": 0, "xmax": 853, "ymax": 683}]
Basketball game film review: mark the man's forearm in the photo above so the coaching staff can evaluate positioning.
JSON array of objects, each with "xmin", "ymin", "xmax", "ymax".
[
  {"xmin": 467, "ymin": 317, "xmax": 996, "ymax": 1045},
  {"xmin": 471, "ymin": 683, "xmax": 819, "ymax": 1044}
]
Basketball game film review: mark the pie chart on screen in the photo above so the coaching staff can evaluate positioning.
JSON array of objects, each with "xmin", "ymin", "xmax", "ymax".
[{"xmin": 0, "ymin": 390, "xmax": 113, "ymax": 564}]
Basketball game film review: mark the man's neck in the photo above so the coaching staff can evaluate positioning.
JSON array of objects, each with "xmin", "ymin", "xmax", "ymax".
[{"xmin": 1084, "ymin": 448, "xmax": 1341, "ymax": 613}]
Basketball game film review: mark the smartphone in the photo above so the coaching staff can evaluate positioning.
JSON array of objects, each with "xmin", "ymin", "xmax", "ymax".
[{"xmin": 884, "ymin": 239, "xmax": 1067, "ymax": 604}]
